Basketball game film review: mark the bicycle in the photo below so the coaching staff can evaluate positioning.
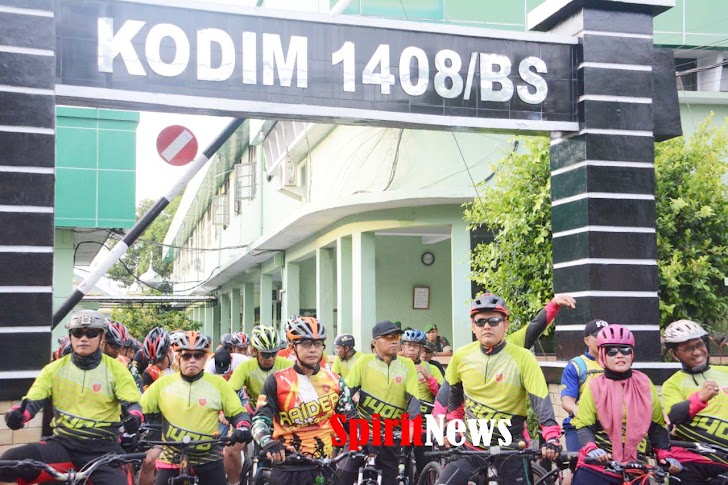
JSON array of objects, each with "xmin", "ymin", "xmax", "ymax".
[
  {"xmin": 582, "ymin": 457, "xmax": 672, "ymax": 485},
  {"xmin": 417, "ymin": 442, "xmax": 554, "ymax": 485},
  {"xmin": 251, "ymin": 449, "xmax": 366, "ymax": 485},
  {"xmin": 0, "ymin": 451, "xmax": 146, "ymax": 484},
  {"xmin": 138, "ymin": 434, "xmax": 233, "ymax": 484},
  {"xmin": 670, "ymin": 440, "xmax": 728, "ymax": 484},
  {"xmin": 353, "ymin": 429, "xmax": 416, "ymax": 485}
]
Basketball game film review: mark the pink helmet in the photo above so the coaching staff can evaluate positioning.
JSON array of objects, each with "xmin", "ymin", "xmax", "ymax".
[{"xmin": 597, "ymin": 324, "xmax": 634, "ymax": 368}]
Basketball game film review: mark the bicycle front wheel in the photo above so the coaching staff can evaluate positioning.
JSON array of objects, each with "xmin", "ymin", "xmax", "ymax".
[
  {"xmin": 417, "ymin": 462, "xmax": 442, "ymax": 485},
  {"xmin": 532, "ymin": 463, "xmax": 555, "ymax": 485},
  {"xmin": 254, "ymin": 469, "xmax": 271, "ymax": 485}
]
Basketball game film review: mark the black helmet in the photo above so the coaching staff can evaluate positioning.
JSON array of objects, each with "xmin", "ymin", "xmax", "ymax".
[
  {"xmin": 470, "ymin": 292, "xmax": 509, "ymax": 318},
  {"xmin": 334, "ymin": 334, "xmax": 355, "ymax": 348}
]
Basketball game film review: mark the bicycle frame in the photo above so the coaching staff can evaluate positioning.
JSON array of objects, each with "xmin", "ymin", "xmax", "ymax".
[{"xmin": 0, "ymin": 452, "xmax": 146, "ymax": 484}]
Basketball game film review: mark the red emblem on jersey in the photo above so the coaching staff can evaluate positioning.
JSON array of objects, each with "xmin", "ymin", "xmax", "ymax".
[
  {"xmin": 323, "ymin": 385, "xmax": 330, "ymax": 393},
  {"xmin": 92, "ymin": 383, "xmax": 102, "ymax": 392},
  {"xmin": 395, "ymin": 376, "xmax": 403, "ymax": 384},
  {"xmin": 198, "ymin": 398, "xmax": 207, "ymax": 407},
  {"xmin": 495, "ymin": 373, "xmax": 504, "ymax": 382}
]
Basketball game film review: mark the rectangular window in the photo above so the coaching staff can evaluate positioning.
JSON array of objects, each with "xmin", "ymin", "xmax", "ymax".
[{"xmin": 213, "ymin": 194, "xmax": 228, "ymax": 226}]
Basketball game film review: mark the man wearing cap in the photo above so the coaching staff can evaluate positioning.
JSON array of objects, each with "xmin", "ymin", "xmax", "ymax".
[
  {"xmin": 341, "ymin": 320, "xmax": 421, "ymax": 485},
  {"xmin": 421, "ymin": 341, "xmax": 446, "ymax": 376},
  {"xmin": 424, "ymin": 323, "xmax": 452, "ymax": 356},
  {"xmin": 560, "ymin": 319, "xmax": 607, "ymax": 452}
]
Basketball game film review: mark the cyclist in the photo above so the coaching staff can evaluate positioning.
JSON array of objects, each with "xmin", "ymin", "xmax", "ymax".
[
  {"xmin": 232, "ymin": 331, "xmax": 251, "ymax": 356},
  {"xmin": 560, "ymin": 319, "xmax": 607, "ymax": 451},
  {"xmin": 0, "ymin": 310, "xmax": 142, "ymax": 485},
  {"xmin": 332, "ymin": 333, "xmax": 359, "ymax": 379},
  {"xmin": 104, "ymin": 320, "xmax": 130, "ymax": 363},
  {"xmin": 52, "ymin": 336, "xmax": 73, "ymax": 361},
  {"xmin": 279, "ymin": 319, "xmax": 331, "ymax": 369},
  {"xmin": 122, "ymin": 336, "xmax": 141, "ymax": 360},
  {"xmin": 661, "ymin": 319, "xmax": 728, "ymax": 483},
  {"xmin": 438, "ymin": 293, "xmax": 563, "ymax": 485},
  {"xmin": 339, "ymin": 320, "xmax": 421, "ymax": 485},
  {"xmin": 571, "ymin": 324, "xmax": 682, "ymax": 485},
  {"xmin": 229, "ymin": 326, "xmax": 294, "ymax": 407},
  {"xmin": 252, "ymin": 317, "xmax": 358, "ymax": 483},
  {"xmin": 141, "ymin": 331, "xmax": 253, "ymax": 485}
]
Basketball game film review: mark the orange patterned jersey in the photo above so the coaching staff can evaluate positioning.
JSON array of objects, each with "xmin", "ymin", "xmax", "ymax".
[{"xmin": 252, "ymin": 363, "xmax": 358, "ymax": 458}]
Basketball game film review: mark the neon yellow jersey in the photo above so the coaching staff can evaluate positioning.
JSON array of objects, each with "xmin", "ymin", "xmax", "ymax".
[
  {"xmin": 332, "ymin": 352, "xmax": 361, "ymax": 380},
  {"xmin": 24, "ymin": 353, "xmax": 140, "ymax": 441},
  {"xmin": 345, "ymin": 354, "xmax": 420, "ymax": 420},
  {"xmin": 141, "ymin": 372, "xmax": 245, "ymax": 466},
  {"xmin": 228, "ymin": 356, "xmax": 293, "ymax": 404},
  {"xmin": 662, "ymin": 365, "xmax": 728, "ymax": 462}
]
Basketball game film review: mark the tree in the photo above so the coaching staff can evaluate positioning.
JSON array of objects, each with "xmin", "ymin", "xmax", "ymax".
[
  {"xmin": 107, "ymin": 196, "xmax": 181, "ymax": 288},
  {"xmin": 464, "ymin": 118, "xmax": 728, "ymax": 333},
  {"xmin": 110, "ymin": 305, "xmax": 201, "ymax": 340}
]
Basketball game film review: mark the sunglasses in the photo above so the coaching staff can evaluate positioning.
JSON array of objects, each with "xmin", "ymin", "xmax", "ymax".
[
  {"xmin": 70, "ymin": 328, "xmax": 102, "ymax": 339},
  {"xmin": 179, "ymin": 352, "xmax": 206, "ymax": 361},
  {"xmin": 605, "ymin": 346, "xmax": 633, "ymax": 357},
  {"xmin": 474, "ymin": 317, "xmax": 504, "ymax": 328},
  {"xmin": 260, "ymin": 351, "xmax": 277, "ymax": 359},
  {"xmin": 379, "ymin": 334, "xmax": 401, "ymax": 342}
]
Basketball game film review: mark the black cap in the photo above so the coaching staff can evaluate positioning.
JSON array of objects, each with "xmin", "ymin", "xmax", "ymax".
[
  {"xmin": 372, "ymin": 320, "xmax": 404, "ymax": 339},
  {"xmin": 584, "ymin": 319, "xmax": 609, "ymax": 337},
  {"xmin": 214, "ymin": 348, "xmax": 232, "ymax": 374},
  {"xmin": 423, "ymin": 341, "xmax": 436, "ymax": 353}
]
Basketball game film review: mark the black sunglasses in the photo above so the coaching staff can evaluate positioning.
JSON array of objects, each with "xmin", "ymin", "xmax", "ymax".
[
  {"xmin": 179, "ymin": 352, "xmax": 206, "ymax": 361},
  {"xmin": 606, "ymin": 346, "xmax": 633, "ymax": 357},
  {"xmin": 70, "ymin": 328, "xmax": 102, "ymax": 339},
  {"xmin": 260, "ymin": 351, "xmax": 277, "ymax": 359},
  {"xmin": 474, "ymin": 317, "xmax": 504, "ymax": 328}
]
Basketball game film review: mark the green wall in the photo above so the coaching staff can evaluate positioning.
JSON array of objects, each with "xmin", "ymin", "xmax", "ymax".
[
  {"xmin": 55, "ymin": 107, "xmax": 139, "ymax": 228},
  {"xmin": 299, "ymin": 257, "xmax": 317, "ymax": 310}
]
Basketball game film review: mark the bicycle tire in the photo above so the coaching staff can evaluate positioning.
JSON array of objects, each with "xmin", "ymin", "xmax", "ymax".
[
  {"xmin": 532, "ymin": 464, "xmax": 555, "ymax": 485},
  {"xmin": 255, "ymin": 468, "xmax": 271, "ymax": 485},
  {"xmin": 416, "ymin": 462, "xmax": 442, "ymax": 485}
]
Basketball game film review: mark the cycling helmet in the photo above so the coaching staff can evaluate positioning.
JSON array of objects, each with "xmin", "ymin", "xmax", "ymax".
[
  {"xmin": 662, "ymin": 320, "xmax": 708, "ymax": 348},
  {"xmin": 124, "ymin": 336, "xmax": 141, "ymax": 353},
  {"xmin": 143, "ymin": 327, "xmax": 171, "ymax": 364},
  {"xmin": 220, "ymin": 333, "xmax": 233, "ymax": 347},
  {"xmin": 251, "ymin": 326, "xmax": 281, "ymax": 352},
  {"xmin": 231, "ymin": 332, "xmax": 249, "ymax": 348},
  {"xmin": 597, "ymin": 324, "xmax": 635, "ymax": 348},
  {"xmin": 105, "ymin": 320, "xmax": 129, "ymax": 348},
  {"xmin": 53, "ymin": 336, "xmax": 73, "ymax": 361},
  {"xmin": 402, "ymin": 329, "xmax": 427, "ymax": 345},
  {"xmin": 170, "ymin": 330, "xmax": 186, "ymax": 350},
  {"xmin": 470, "ymin": 293, "xmax": 509, "ymax": 318},
  {"xmin": 176, "ymin": 331, "xmax": 212, "ymax": 352},
  {"xmin": 334, "ymin": 334, "xmax": 356, "ymax": 348},
  {"xmin": 66, "ymin": 310, "xmax": 108, "ymax": 330},
  {"xmin": 286, "ymin": 317, "xmax": 327, "ymax": 341}
]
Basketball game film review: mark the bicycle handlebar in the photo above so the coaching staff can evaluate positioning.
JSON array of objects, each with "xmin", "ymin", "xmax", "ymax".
[
  {"xmin": 0, "ymin": 453, "xmax": 147, "ymax": 481},
  {"xmin": 424, "ymin": 445, "xmax": 541, "ymax": 460},
  {"xmin": 670, "ymin": 440, "xmax": 728, "ymax": 455},
  {"xmin": 278, "ymin": 450, "xmax": 367, "ymax": 467},
  {"xmin": 583, "ymin": 458, "xmax": 670, "ymax": 481}
]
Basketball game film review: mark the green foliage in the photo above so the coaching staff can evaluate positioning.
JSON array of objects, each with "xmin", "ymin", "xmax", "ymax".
[
  {"xmin": 107, "ymin": 196, "xmax": 181, "ymax": 288},
  {"xmin": 463, "ymin": 137, "xmax": 553, "ymax": 332},
  {"xmin": 110, "ymin": 304, "xmax": 200, "ymax": 340},
  {"xmin": 655, "ymin": 116, "xmax": 728, "ymax": 328},
  {"xmin": 464, "ymin": 117, "xmax": 728, "ymax": 333}
]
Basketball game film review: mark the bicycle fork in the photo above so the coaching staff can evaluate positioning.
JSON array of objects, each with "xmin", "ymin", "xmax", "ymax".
[{"xmin": 357, "ymin": 455, "xmax": 383, "ymax": 485}]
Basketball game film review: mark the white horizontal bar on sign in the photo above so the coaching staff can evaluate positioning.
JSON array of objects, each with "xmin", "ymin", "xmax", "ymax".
[
  {"xmin": 550, "ymin": 131, "xmax": 582, "ymax": 146},
  {"xmin": 0, "ymin": 45, "xmax": 54, "ymax": 57},
  {"xmin": 578, "ymin": 62, "xmax": 652, "ymax": 72},
  {"xmin": 580, "ymin": 30, "xmax": 653, "ymax": 40},
  {"xmin": 0, "ymin": 125, "xmax": 54, "ymax": 134},
  {"xmin": 0, "ymin": 5, "xmax": 53, "ymax": 17},
  {"xmin": 578, "ymin": 95, "xmax": 652, "ymax": 104},
  {"xmin": 553, "ymin": 225, "xmax": 656, "ymax": 238},
  {"xmin": 568, "ymin": 290, "xmax": 658, "ymax": 298},
  {"xmin": 0, "ymin": 85, "xmax": 54, "ymax": 96},
  {"xmin": 0, "ymin": 165, "xmax": 54, "ymax": 174},
  {"xmin": 0, "ymin": 246, "xmax": 53, "ymax": 253},
  {"xmin": 551, "ymin": 160, "xmax": 654, "ymax": 177},
  {"xmin": 0, "ymin": 205, "xmax": 53, "ymax": 213},
  {"xmin": 0, "ymin": 286, "xmax": 52, "ymax": 293},
  {"xmin": 0, "ymin": 326, "xmax": 51, "ymax": 333},
  {"xmin": 0, "ymin": 370, "xmax": 42, "ymax": 379},
  {"xmin": 555, "ymin": 324, "xmax": 660, "ymax": 331},
  {"xmin": 551, "ymin": 192, "xmax": 654, "ymax": 207},
  {"xmin": 553, "ymin": 258, "xmax": 657, "ymax": 269},
  {"xmin": 579, "ymin": 128, "xmax": 653, "ymax": 137}
]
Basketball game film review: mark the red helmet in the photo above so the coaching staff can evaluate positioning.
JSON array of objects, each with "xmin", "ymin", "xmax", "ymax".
[
  {"xmin": 105, "ymin": 320, "xmax": 129, "ymax": 348},
  {"xmin": 143, "ymin": 327, "xmax": 171, "ymax": 364},
  {"xmin": 53, "ymin": 336, "xmax": 73, "ymax": 361},
  {"xmin": 231, "ymin": 332, "xmax": 249, "ymax": 348},
  {"xmin": 470, "ymin": 293, "xmax": 509, "ymax": 318}
]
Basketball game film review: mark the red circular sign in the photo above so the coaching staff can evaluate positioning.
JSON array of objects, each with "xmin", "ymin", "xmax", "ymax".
[{"xmin": 156, "ymin": 125, "xmax": 198, "ymax": 166}]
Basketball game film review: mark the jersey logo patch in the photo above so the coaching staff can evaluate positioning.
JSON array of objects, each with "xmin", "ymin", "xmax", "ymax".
[
  {"xmin": 495, "ymin": 373, "xmax": 504, "ymax": 382},
  {"xmin": 394, "ymin": 375, "xmax": 403, "ymax": 384},
  {"xmin": 92, "ymin": 383, "xmax": 102, "ymax": 392},
  {"xmin": 198, "ymin": 398, "xmax": 207, "ymax": 407}
]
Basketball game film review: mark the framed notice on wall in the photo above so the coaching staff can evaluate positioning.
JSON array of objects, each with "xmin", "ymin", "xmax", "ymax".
[{"xmin": 413, "ymin": 287, "xmax": 430, "ymax": 310}]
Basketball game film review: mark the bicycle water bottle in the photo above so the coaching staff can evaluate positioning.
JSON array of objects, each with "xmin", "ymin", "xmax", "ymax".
[{"xmin": 315, "ymin": 475, "xmax": 326, "ymax": 484}]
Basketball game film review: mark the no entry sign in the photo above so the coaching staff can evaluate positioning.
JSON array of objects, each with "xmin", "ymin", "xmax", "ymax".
[{"xmin": 156, "ymin": 125, "xmax": 198, "ymax": 166}]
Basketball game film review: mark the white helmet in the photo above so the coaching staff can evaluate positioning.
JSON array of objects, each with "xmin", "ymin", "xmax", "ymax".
[{"xmin": 662, "ymin": 320, "xmax": 708, "ymax": 346}]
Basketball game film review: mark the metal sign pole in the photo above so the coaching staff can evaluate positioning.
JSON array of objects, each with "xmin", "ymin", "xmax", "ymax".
[{"xmin": 51, "ymin": 117, "xmax": 245, "ymax": 329}]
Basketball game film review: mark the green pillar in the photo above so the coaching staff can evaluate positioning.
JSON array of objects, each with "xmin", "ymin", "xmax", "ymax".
[
  {"xmin": 317, "ymin": 247, "xmax": 335, "ymax": 347},
  {"xmin": 283, "ymin": 261, "xmax": 300, "ymax": 321},
  {"xmin": 242, "ymin": 283, "xmax": 255, "ymax": 333},
  {"xmin": 221, "ymin": 293, "xmax": 232, "ymax": 335},
  {"xmin": 336, "ymin": 236, "xmax": 353, "ymax": 338},
  {"xmin": 212, "ymin": 301, "xmax": 221, "ymax": 344},
  {"xmin": 204, "ymin": 306, "xmax": 214, "ymax": 338},
  {"xmin": 230, "ymin": 288, "xmax": 242, "ymax": 332},
  {"xmin": 352, "ymin": 231, "xmax": 376, "ymax": 350},
  {"xmin": 260, "ymin": 273, "xmax": 273, "ymax": 326},
  {"xmin": 450, "ymin": 220, "xmax": 472, "ymax": 350}
]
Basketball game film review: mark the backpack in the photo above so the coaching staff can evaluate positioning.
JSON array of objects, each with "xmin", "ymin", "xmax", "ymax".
[{"xmin": 573, "ymin": 355, "xmax": 603, "ymax": 387}]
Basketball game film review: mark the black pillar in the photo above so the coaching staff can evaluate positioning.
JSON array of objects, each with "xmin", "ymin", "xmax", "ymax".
[
  {"xmin": 0, "ymin": 0, "xmax": 55, "ymax": 399},
  {"xmin": 530, "ymin": 0, "xmax": 677, "ymax": 382}
]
